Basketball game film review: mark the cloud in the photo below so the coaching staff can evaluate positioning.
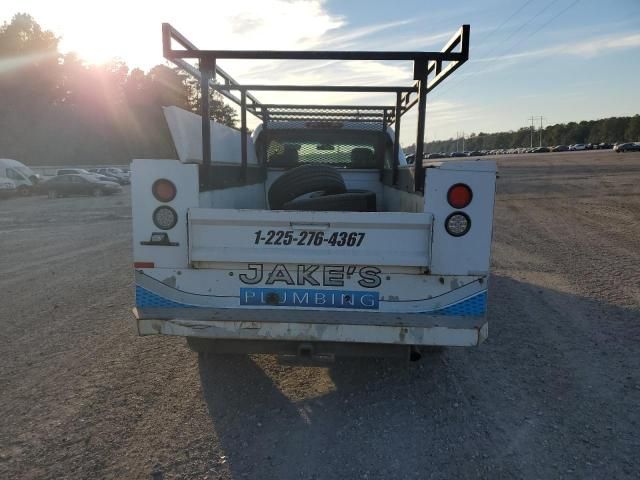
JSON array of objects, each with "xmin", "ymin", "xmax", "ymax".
[
  {"xmin": 437, "ymin": 30, "xmax": 640, "ymax": 88},
  {"xmin": 570, "ymin": 32, "xmax": 640, "ymax": 57},
  {"xmin": 229, "ymin": 14, "xmax": 264, "ymax": 35},
  {"xmin": 316, "ymin": 19, "xmax": 416, "ymax": 49},
  {"xmin": 3, "ymin": 0, "xmax": 345, "ymax": 67},
  {"xmin": 478, "ymin": 31, "xmax": 640, "ymax": 64}
]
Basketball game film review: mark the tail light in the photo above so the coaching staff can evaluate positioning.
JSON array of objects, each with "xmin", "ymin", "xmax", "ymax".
[
  {"xmin": 445, "ymin": 212, "xmax": 471, "ymax": 237},
  {"xmin": 152, "ymin": 179, "xmax": 177, "ymax": 202},
  {"xmin": 153, "ymin": 206, "xmax": 178, "ymax": 230},
  {"xmin": 134, "ymin": 262, "xmax": 155, "ymax": 268},
  {"xmin": 447, "ymin": 183, "xmax": 472, "ymax": 209}
]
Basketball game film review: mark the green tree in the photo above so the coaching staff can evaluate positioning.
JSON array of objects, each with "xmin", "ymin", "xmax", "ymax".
[
  {"xmin": 185, "ymin": 76, "xmax": 238, "ymax": 128},
  {"xmin": 624, "ymin": 115, "xmax": 640, "ymax": 142},
  {"xmin": 0, "ymin": 13, "xmax": 60, "ymax": 106}
]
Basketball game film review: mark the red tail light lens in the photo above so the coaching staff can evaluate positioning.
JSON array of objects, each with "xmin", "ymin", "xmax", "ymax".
[
  {"xmin": 134, "ymin": 262, "xmax": 155, "ymax": 269},
  {"xmin": 152, "ymin": 179, "xmax": 176, "ymax": 202},
  {"xmin": 447, "ymin": 183, "xmax": 472, "ymax": 208}
]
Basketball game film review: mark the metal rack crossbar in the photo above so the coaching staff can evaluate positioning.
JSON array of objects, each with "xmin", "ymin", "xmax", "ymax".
[{"xmin": 162, "ymin": 23, "xmax": 470, "ymax": 192}]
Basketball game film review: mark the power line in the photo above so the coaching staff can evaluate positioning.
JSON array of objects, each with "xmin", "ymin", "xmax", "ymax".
[
  {"xmin": 431, "ymin": 1, "xmax": 538, "ymax": 97},
  {"xmin": 432, "ymin": 0, "xmax": 581, "ymax": 99},
  {"xmin": 477, "ymin": 0, "xmax": 535, "ymax": 50},
  {"xmin": 500, "ymin": 0, "xmax": 582, "ymax": 58},
  {"xmin": 433, "ymin": 0, "xmax": 561, "ymax": 97},
  {"xmin": 485, "ymin": 0, "xmax": 562, "ymax": 59},
  {"xmin": 507, "ymin": 0, "xmax": 561, "ymax": 43}
]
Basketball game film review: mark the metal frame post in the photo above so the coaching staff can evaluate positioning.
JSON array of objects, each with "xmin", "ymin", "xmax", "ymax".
[
  {"xmin": 393, "ymin": 92, "xmax": 402, "ymax": 185},
  {"xmin": 261, "ymin": 108, "xmax": 269, "ymax": 164},
  {"xmin": 414, "ymin": 62, "xmax": 427, "ymax": 193},
  {"xmin": 199, "ymin": 57, "xmax": 215, "ymax": 189},
  {"xmin": 240, "ymin": 90, "xmax": 247, "ymax": 181}
]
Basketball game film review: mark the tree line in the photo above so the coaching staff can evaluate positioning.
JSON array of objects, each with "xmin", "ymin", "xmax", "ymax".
[
  {"xmin": 0, "ymin": 13, "xmax": 237, "ymax": 128},
  {"xmin": 3, "ymin": 13, "xmax": 639, "ymax": 164},
  {"xmin": 418, "ymin": 115, "xmax": 640, "ymax": 154}
]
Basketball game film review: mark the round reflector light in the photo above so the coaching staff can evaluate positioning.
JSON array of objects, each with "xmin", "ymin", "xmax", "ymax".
[
  {"xmin": 447, "ymin": 183, "xmax": 472, "ymax": 209},
  {"xmin": 445, "ymin": 212, "xmax": 471, "ymax": 237},
  {"xmin": 152, "ymin": 179, "xmax": 176, "ymax": 202},
  {"xmin": 152, "ymin": 206, "xmax": 178, "ymax": 230}
]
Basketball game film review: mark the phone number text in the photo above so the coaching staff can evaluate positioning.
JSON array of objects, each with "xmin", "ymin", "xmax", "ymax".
[{"xmin": 254, "ymin": 230, "xmax": 365, "ymax": 247}]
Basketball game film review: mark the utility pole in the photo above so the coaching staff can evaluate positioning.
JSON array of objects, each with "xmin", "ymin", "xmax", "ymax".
[
  {"xmin": 462, "ymin": 131, "xmax": 465, "ymax": 151},
  {"xmin": 456, "ymin": 131, "xmax": 459, "ymax": 152},
  {"xmin": 528, "ymin": 116, "xmax": 543, "ymax": 148},
  {"xmin": 528, "ymin": 116, "xmax": 535, "ymax": 148}
]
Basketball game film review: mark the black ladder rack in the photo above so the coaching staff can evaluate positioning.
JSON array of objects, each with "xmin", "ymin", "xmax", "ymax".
[{"xmin": 162, "ymin": 23, "xmax": 470, "ymax": 192}]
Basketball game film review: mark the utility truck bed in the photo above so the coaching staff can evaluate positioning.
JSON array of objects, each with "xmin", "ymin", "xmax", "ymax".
[{"xmin": 131, "ymin": 23, "xmax": 496, "ymax": 359}]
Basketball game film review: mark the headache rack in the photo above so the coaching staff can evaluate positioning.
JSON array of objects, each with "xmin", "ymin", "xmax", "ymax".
[{"xmin": 162, "ymin": 23, "xmax": 470, "ymax": 192}]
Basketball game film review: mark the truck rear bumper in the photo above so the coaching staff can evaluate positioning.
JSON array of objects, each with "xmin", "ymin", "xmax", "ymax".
[{"xmin": 134, "ymin": 307, "xmax": 488, "ymax": 347}]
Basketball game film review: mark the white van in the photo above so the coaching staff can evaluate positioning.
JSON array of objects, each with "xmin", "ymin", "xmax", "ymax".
[
  {"xmin": 0, "ymin": 177, "xmax": 17, "ymax": 199},
  {"xmin": 0, "ymin": 159, "xmax": 39, "ymax": 196}
]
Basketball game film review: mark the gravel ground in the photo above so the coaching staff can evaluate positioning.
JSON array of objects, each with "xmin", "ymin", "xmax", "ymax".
[{"xmin": 1, "ymin": 150, "xmax": 639, "ymax": 479}]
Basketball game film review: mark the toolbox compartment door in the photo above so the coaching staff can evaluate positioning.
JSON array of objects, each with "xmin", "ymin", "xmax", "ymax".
[{"xmin": 188, "ymin": 208, "xmax": 432, "ymax": 267}]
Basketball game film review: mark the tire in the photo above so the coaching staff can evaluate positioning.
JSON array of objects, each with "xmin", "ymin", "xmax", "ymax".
[
  {"xmin": 17, "ymin": 185, "xmax": 30, "ymax": 197},
  {"xmin": 306, "ymin": 189, "xmax": 377, "ymax": 210},
  {"xmin": 282, "ymin": 191, "xmax": 377, "ymax": 212},
  {"xmin": 47, "ymin": 190, "xmax": 58, "ymax": 199},
  {"xmin": 93, "ymin": 188, "xmax": 103, "ymax": 197},
  {"xmin": 268, "ymin": 164, "xmax": 346, "ymax": 210}
]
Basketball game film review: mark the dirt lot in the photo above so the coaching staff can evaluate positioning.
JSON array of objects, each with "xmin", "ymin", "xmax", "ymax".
[{"xmin": 1, "ymin": 150, "xmax": 639, "ymax": 479}]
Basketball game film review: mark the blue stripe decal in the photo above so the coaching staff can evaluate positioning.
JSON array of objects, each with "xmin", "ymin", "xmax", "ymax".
[
  {"xmin": 135, "ymin": 286, "xmax": 197, "ymax": 308},
  {"xmin": 431, "ymin": 291, "xmax": 486, "ymax": 316},
  {"xmin": 135, "ymin": 285, "xmax": 486, "ymax": 315}
]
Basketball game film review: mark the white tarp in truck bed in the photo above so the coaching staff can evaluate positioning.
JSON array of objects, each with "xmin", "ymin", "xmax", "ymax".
[{"xmin": 162, "ymin": 106, "xmax": 258, "ymax": 165}]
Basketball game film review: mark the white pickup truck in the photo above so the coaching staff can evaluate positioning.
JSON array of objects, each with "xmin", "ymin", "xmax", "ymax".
[{"xmin": 131, "ymin": 23, "xmax": 495, "ymax": 359}]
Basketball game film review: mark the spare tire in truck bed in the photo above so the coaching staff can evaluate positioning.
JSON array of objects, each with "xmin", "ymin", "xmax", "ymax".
[
  {"xmin": 268, "ymin": 164, "xmax": 346, "ymax": 210},
  {"xmin": 282, "ymin": 191, "xmax": 377, "ymax": 212}
]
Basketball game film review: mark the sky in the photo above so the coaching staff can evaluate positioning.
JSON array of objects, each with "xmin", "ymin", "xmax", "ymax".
[{"xmin": 2, "ymin": 0, "xmax": 640, "ymax": 145}]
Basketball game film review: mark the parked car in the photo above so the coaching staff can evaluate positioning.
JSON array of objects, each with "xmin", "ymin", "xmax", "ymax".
[
  {"xmin": 57, "ymin": 168, "xmax": 95, "ymax": 176},
  {"xmin": 114, "ymin": 167, "xmax": 130, "ymax": 179},
  {"xmin": 90, "ymin": 167, "xmax": 130, "ymax": 185},
  {"xmin": 93, "ymin": 173, "xmax": 120, "ymax": 183},
  {"xmin": 43, "ymin": 174, "xmax": 122, "ymax": 198},
  {"xmin": 449, "ymin": 151, "xmax": 467, "ymax": 158},
  {"xmin": 0, "ymin": 177, "xmax": 16, "ymax": 199},
  {"xmin": 551, "ymin": 145, "xmax": 569, "ymax": 152},
  {"xmin": 614, "ymin": 142, "xmax": 640, "ymax": 153},
  {"xmin": 426, "ymin": 153, "xmax": 445, "ymax": 159},
  {"xmin": 532, "ymin": 146, "xmax": 550, "ymax": 153},
  {"xmin": 598, "ymin": 143, "xmax": 613, "ymax": 149},
  {"xmin": 0, "ymin": 158, "xmax": 40, "ymax": 196},
  {"xmin": 466, "ymin": 150, "xmax": 483, "ymax": 156},
  {"xmin": 569, "ymin": 144, "xmax": 587, "ymax": 151}
]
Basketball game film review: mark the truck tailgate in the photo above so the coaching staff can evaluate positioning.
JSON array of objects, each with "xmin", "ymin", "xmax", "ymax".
[{"xmin": 188, "ymin": 208, "xmax": 432, "ymax": 267}]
